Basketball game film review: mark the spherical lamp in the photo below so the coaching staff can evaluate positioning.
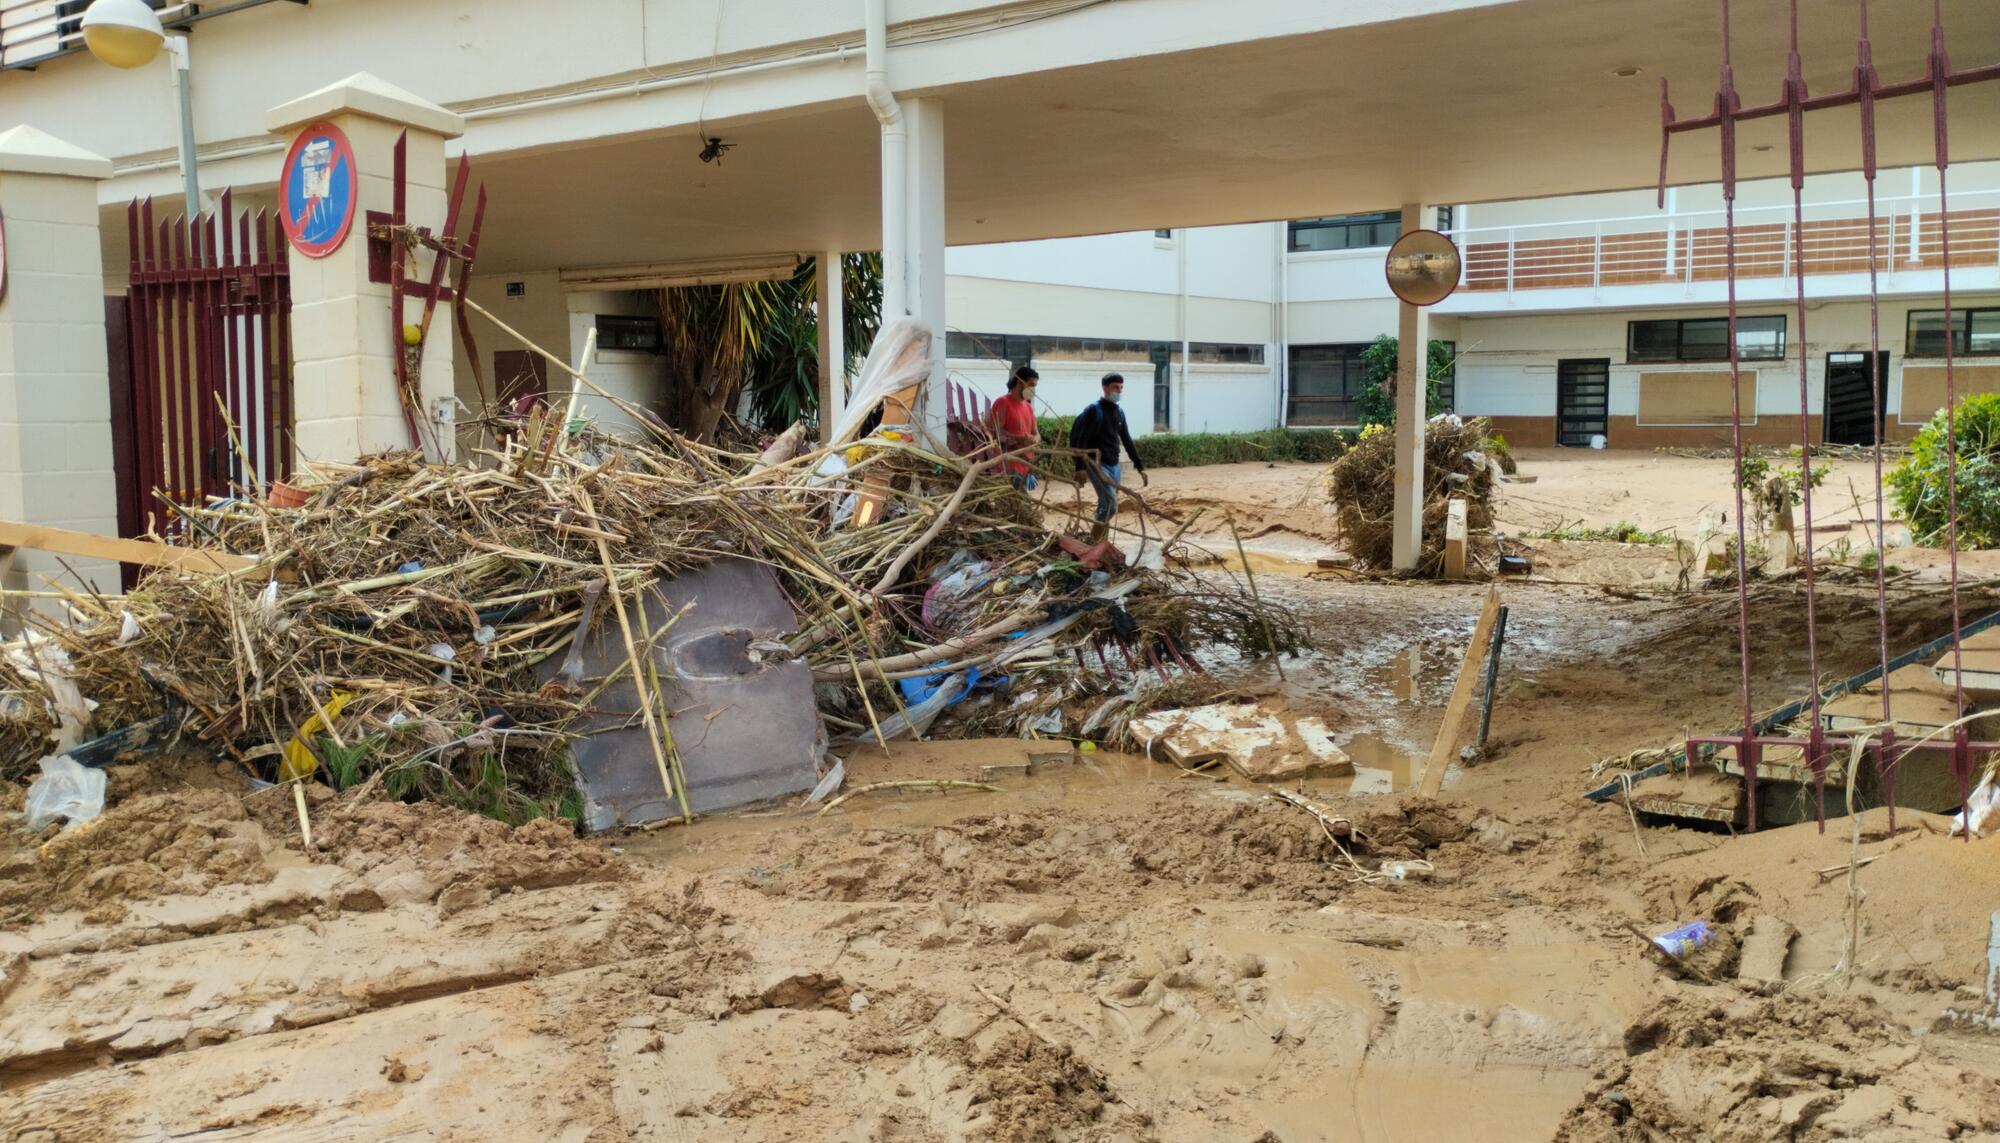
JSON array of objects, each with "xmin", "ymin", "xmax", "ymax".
[{"xmin": 81, "ymin": 0, "xmax": 166, "ymax": 69}]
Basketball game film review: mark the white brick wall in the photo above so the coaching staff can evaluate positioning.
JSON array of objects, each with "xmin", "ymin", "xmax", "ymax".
[{"xmin": 0, "ymin": 135, "xmax": 118, "ymax": 630}]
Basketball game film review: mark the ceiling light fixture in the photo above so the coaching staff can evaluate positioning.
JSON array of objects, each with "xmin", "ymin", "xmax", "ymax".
[{"xmin": 1612, "ymin": 66, "xmax": 1642, "ymax": 78}]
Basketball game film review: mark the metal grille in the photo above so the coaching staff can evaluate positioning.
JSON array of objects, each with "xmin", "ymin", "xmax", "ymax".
[
  {"xmin": 1664, "ymin": 0, "xmax": 2000, "ymax": 832},
  {"xmin": 122, "ymin": 190, "xmax": 292, "ymax": 527}
]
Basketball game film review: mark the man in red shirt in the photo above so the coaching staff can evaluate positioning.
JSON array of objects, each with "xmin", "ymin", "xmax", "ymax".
[{"xmin": 987, "ymin": 366, "xmax": 1041, "ymax": 492}]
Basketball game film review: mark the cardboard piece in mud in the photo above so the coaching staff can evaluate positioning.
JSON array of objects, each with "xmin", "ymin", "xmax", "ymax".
[
  {"xmin": 1932, "ymin": 627, "xmax": 2000, "ymax": 702},
  {"xmin": 1822, "ymin": 663, "xmax": 1999, "ymax": 738},
  {"xmin": 1128, "ymin": 702, "xmax": 1352, "ymax": 782},
  {"xmin": 539, "ymin": 557, "xmax": 820, "ymax": 831}
]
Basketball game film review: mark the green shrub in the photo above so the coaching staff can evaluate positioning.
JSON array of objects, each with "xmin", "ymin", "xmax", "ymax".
[
  {"xmin": 1538, "ymin": 520, "xmax": 1676, "ymax": 545},
  {"xmin": 1032, "ymin": 418, "xmax": 1356, "ymax": 472},
  {"xmin": 1357, "ymin": 335, "xmax": 1455, "ymax": 428},
  {"xmin": 1887, "ymin": 392, "xmax": 2000, "ymax": 547}
]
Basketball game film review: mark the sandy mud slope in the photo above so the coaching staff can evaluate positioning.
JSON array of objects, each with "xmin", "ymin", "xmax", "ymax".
[{"xmin": 7, "ymin": 453, "xmax": 2000, "ymax": 1141}]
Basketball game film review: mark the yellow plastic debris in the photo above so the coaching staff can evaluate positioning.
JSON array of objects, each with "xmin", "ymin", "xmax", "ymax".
[{"xmin": 280, "ymin": 691, "xmax": 353, "ymax": 783}]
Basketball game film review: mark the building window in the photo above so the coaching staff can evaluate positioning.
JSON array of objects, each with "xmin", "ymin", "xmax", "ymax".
[
  {"xmin": 1435, "ymin": 340, "xmax": 1457, "ymax": 412},
  {"xmin": 1287, "ymin": 343, "xmax": 1371, "ymax": 425},
  {"xmin": 594, "ymin": 314, "xmax": 662, "ymax": 352},
  {"xmin": 948, "ymin": 333, "xmax": 1263, "ymax": 369},
  {"xmin": 1288, "ymin": 211, "xmax": 1402, "ymax": 253},
  {"xmin": 1154, "ymin": 229, "xmax": 1173, "ymax": 240},
  {"xmin": 1169, "ymin": 342, "xmax": 1266, "ymax": 366},
  {"xmin": 1906, "ymin": 308, "xmax": 2000, "ymax": 358},
  {"xmin": 946, "ymin": 331, "xmax": 1033, "ymax": 369},
  {"xmin": 1626, "ymin": 315, "xmax": 1785, "ymax": 363}
]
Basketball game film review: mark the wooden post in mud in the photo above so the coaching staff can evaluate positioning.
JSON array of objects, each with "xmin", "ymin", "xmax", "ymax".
[
  {"xmin": 1443, "ymin": 497, "xmax": 1468, "ymax": 579},
  {"xmin": 1420, "ymin": 585, "xmax": 1502, "ymax": 797}
]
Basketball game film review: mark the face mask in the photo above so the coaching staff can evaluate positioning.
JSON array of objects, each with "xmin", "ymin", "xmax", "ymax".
[
  {"xmin": 1106, "ymin": 392, "xmax": 1122, "ymax": 405},
  {"xmin": 1021, "ymin": 387, "xmax": 1036, "ymax": 402}
]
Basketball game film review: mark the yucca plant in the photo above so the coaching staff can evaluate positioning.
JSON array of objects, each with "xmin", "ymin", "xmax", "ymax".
[{"xmin": 654, "ymin": 253, "xmax": 883, "ymax": 440}]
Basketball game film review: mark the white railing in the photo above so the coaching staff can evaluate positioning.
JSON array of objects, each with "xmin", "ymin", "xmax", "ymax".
[{"xmin": 1451, "ymin": 189, "xmax": 2000, "ymax": 299}]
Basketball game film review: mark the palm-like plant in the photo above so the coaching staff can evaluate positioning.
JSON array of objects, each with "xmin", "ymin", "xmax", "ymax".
[{"xmin": 653, "ymin": 252, "xmax": 883, "ymax": 441}]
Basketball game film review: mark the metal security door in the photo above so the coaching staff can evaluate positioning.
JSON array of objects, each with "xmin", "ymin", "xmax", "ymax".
[
  {"xmin": 1823, "ymin": 351, "xmax": 1888, "ymax": 446},
  {"xmin": 1556, "ymin": 358, "xmax": 1609, "ymax": 447}
]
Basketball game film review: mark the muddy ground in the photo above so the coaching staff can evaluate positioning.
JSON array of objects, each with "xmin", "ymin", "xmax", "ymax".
[{"xmin": 3, "ymin": 451, "xmax": 1999, "ymax": 1141}]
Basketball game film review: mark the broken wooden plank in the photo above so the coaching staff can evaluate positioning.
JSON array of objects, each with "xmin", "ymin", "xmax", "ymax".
[
  {"xmin": 0, "ymin": 521, "xmax": 258, "ymax": 575},
  {"xmin": 1419, "ymin": 585, "xmax": 1501, "ymax": 798}
]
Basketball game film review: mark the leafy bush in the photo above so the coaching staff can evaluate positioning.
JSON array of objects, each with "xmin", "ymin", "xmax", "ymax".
[
  {"xmin": 1888, "ymin": 391, "xmax": 2000, "ymax": 547},
  {"xmin": 1033, "ymin": 418, "xmax": 1356, "ymax": 473},
  {"xmin": 1358, "ymin": 335, "xmax": 1455, "ymax": 428}
]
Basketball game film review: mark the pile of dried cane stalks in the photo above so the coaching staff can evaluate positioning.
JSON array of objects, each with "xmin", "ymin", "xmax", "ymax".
[
  {"xmin": 1, "ymin": 413, "xmax": 1299, "ymax": 822},
  {"xmin": 1325, "ymin": 417, "xmax": 1502, "ymax": 575}
]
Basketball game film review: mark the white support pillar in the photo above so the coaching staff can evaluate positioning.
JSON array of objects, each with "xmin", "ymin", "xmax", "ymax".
[
  {"xmin": 267, "ymin": 73, "xmax": 463, "ymax": 468},
  {"xmin": 816, "ymin": 249, "xmax": 845, "ymax": 443},
  {"xmin": 0, "ymin": 127, "xmax": 117, "ymax": 632},
  {"xmin": 1391, "ymin": 202, "xmax": 1435, "ymax": 573},
  {"xmin": 903, "ymin": 97, "xmax": 948, "ymax": 448}
]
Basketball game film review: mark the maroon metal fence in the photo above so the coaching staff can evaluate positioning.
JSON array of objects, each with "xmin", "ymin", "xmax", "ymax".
[{"xmin": 122, "ymin": 189, "xmax": 292, "ymax": 530}]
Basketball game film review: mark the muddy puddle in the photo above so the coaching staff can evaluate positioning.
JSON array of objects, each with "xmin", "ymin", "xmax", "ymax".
[{"xmin": 1339, "ymin": 732, "xmax": 1457, "ymax": 795}]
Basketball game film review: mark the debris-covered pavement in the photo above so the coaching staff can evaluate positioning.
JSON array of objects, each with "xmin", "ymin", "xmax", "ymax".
[{"xmin": 5, "ymin": 403, "xmax": 2000, "ymax": 1139}]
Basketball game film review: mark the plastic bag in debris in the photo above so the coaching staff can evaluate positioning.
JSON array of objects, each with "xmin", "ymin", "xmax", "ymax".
[
  {"xmin": 1951, "ymin": 773, "xmax": 2000, "ymax": 838},
  {"xmin": 24, "ymin": 755, "xmax": 106, "ymax": 833},
  {"xmin": 826, "ymin": 318, "xmax": 933, "ymax": 448},
  {"xmin": 871, "ymin": 670, "xmax": 971, "ymax": 741},
  {"xmin": 922, "ymin": 551, "xmax": 995, "ymax": 628},
  {"xmin": 8, "ymin": 635, "xmax": 91, "ymax": 751},
  {"xmin": 897, "ymin": 663, "xmax": 1004, "ymax": 708}
]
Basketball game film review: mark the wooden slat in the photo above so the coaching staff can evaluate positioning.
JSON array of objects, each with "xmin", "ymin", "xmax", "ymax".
[
  {"xmin": 1419, "ymin": 585, "xmax": 1503, "ymax": 797},
  {"xmin": 0, "ymin": 521, "xmax": 258, "ymax": 574}
]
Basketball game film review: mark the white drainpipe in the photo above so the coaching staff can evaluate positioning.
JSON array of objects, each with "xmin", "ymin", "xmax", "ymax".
[
  {"xmin": 864, "ymin": 0, "xmax": 908, "ymax": 320},
  {"xmin": 1275, "ymin": 220, "xmax": 1288, "ymax": 428}
]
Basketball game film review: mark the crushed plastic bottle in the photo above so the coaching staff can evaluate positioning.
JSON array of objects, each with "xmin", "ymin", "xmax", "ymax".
[{"xmin": 1652, "ymin": 920, "xmax": 1712, "ymax": 958}]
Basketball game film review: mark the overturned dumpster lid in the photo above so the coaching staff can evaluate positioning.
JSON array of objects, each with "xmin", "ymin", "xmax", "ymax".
[{"xmin": 542, "ymin": 557, "xmax": 820, "ymax": 831}]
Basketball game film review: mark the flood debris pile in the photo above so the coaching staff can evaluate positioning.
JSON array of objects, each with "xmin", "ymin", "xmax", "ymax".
[
  {"xmin": 1325, "ymin": 416, "xmax": 1501, "ymax": 574},
  {"xmin": 0, "ymin": 382, "xmax": 1296, "ymax": 825}
]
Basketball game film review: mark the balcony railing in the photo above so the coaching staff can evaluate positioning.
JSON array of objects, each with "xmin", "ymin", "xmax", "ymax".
[{"xmin": 1452, "ymin": 189, "xmax": 2000, "ymax": 300}]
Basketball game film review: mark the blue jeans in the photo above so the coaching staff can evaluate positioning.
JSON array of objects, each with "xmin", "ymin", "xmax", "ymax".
[{"xmin": 1092, "ymin": 463, "xmax": 1120, "ymax": 522}]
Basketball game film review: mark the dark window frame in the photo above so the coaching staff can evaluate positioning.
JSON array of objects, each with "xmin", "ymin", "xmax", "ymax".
[
  {"xmin": 1626, "ymin": 315, "xmax": 1786, "ymax": 364},
  {"xmin": 1286, "ymin": 342, "xmax": 1373, "ymax": 426},
  {"xmin": 1905, "ymin": 307, "xmax": 2000, "ymax": 358},
  {"xmin": 1435, "ymin": 340, "xmax": 1457, "ymax": 413},
  {"xmin": 594, "ymin": 314, "xmax": 663, "ymax": 353},
  {"xmin": 1289, "ymin": 210, "xmax": 1401, "ymax": 253}
]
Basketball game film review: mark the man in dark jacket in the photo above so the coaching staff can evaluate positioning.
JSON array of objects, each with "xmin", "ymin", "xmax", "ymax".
[{"xmin": 1068, "ymin": 373, "xmax": 1147, "ymax": 542}]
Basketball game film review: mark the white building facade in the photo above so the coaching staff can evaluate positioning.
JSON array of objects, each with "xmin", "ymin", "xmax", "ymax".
[{"xmin": 943, "ymin": 162, "xmax": 2000, "ymax": 449}]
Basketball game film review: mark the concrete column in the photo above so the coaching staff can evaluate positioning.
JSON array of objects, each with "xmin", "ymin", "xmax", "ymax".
[
  {"xmin": 816, "ymin": 250, "xmax": 845, "ymax": 444},
  {"xmin": 267, "ymin": 74, "xmax": 463, "ymax": 468},
  {"xmin": 1390, "ymin": 202, "xmax": 1435, "ymax": 573},
  {"xmin": 0, "ymin": 127, "xmax": 117, "ymax": 632},
  {"xmin": 903, "ymin": 97, "xmax": 948, "ymax": 448}
]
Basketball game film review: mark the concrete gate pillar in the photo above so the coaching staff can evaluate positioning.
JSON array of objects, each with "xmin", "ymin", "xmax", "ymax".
[
  {"xmin": 902, "ymin": 98, "xmax": 948, "ymax": 448},
  {"xmin": 0, "ymin": 126, "xmax": 117, "ymax": 632},
  {"xmin": 1390, "ymin": 202, "xmax": 1436, "ymax": 573},
  {"xmin": 267, "ymin": 73, "xmax": 463, "ymax": 468}
]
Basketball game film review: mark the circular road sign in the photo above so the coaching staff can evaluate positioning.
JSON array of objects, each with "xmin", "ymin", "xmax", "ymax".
[
  {"xmin": 278, "ymin": 122, "xmax": 359, "ymax": 259},
  {"xmin": 1384, "ymin": 228, "xmax": 1462, "ymax": 307}
]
